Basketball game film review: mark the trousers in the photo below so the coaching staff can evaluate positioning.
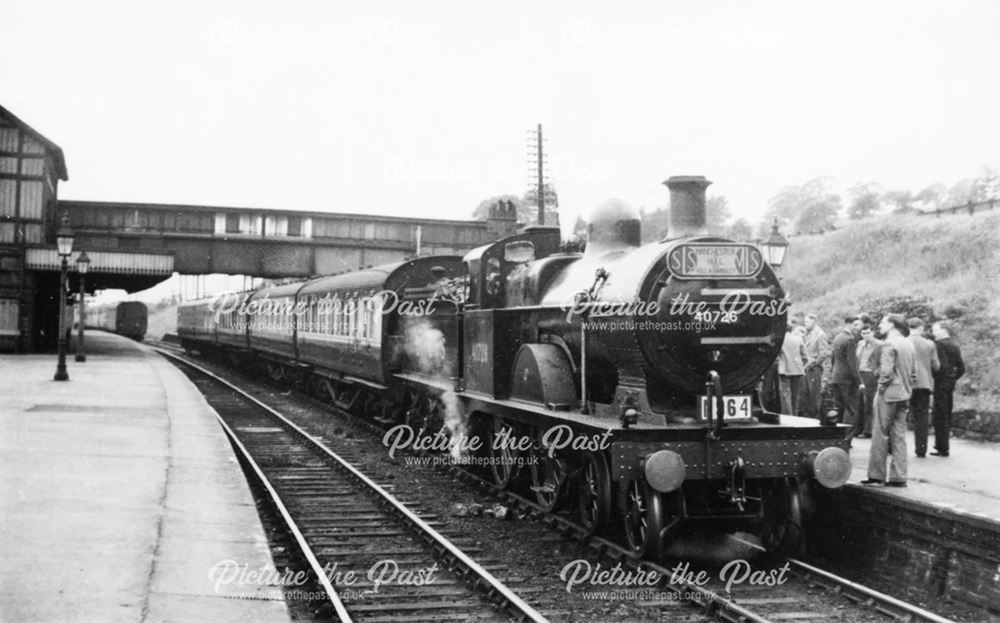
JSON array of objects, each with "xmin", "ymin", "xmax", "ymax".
[
  {"xmin": 910, "ymin": 388, "xmax": 932, "ymax": 456},
  {"xmin": 868, "ymin": 396, "xmax": 909, "ymax": 483},
  {"xmin": 799, "ymin": 365, "xmax": 823, "ymax": 418},
  {"xmin": 856, "ymin": 371, "xmax": 877, "ymax": 436},
  {"xmin": 932, "ymin": 385, "xmax": 955, "ymax": 454},
  {"xmin": 779, "ymin": 375, "xmax": 803, "ymax": 416},
  {"xmin": 831, "ymin": 382, "xmax": 859, "ymax": 432}
]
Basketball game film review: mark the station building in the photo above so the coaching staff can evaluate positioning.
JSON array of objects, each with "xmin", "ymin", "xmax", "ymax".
[{"xmin": 0, "ymin": 105, "xmax": 68, "ymax": 352}]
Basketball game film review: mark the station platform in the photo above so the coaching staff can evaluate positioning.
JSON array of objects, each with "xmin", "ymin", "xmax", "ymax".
[
  {"xmin": 848, "ymin": 433, "xmax": 1000, "ymax": 523},
  {"xmin": 0, "ymin": 333, "xmax": 290, "ymax": 623}
]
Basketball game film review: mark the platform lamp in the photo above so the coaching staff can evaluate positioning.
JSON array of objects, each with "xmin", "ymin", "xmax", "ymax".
[
  {"xmin": 759, "ymin": 218, "xmax": 790, "ymax": 418},
  {"xmin": 53, "ymin": 215, "xmax": 74, "ymax": 381},
  {"xmin": 75, "ymin": 251, "xmax": 91, "ymax": 363},
  {"xmin": 761, "ymin": 218, "xmax": 789, "ymax": 269}
]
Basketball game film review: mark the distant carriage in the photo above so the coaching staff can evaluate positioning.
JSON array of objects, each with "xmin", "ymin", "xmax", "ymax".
[{"xmin": 88, "ymin": 301, "xmax": 148, "ymax": 341}]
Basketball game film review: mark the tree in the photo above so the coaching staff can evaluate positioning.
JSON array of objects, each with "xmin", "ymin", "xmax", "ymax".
[
  {"xmin": 883, "ymin": 189, "xmax": 916, "ymax": 214},
  {"xmin": 767, "ymin": 177, "xmax": 841, "ymax": 234},
  {"xmin": 640, "ymin": 206, "xmax": 671, "ymax": 243},
  {"xmin": 972, "ymin": 166, "xmax": 999, "ymax": 202},
  {"xmin": 916, "ymin": 183, "xmax": 948, "ymax": 210},
  {"xmin": 944, "ymin": 178, "xmax": 976, "ymax": 207},
  {"xmin": 795, "ymin": 201, "xmax": 839, "ymax": 233},
  {"xmin": 705, "ymin": 195, "xmax": 732, "ymax": 235},
  {"xmin": 727, "ymin": 218, "xmax": 753, "ymax": 241},
  {"xmin": 847, "ymin": 182, "xmax": 882, "ymax": 220}
]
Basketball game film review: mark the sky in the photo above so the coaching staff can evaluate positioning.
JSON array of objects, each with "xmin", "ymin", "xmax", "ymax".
[{"xmin": 3, "ymin": 0, "xmax": 999, "ymax": 235}]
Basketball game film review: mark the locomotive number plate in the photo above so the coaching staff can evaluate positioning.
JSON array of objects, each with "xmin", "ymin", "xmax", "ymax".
[
  {"xmin": 668, "ymin": 243, "xmax": 763, "ymax": 279},
  {"xmin": 699, "ymin": 395, "xmax": 752, "ymax": 420}
]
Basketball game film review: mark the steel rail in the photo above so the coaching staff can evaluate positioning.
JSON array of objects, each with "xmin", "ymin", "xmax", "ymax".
[
  {"xmin": 202, "ymin": 375, "xmax": 353, "ymax": 621},
  {"xmin": 158, "ymin": 348, "xmax": 548, "ymax": 623},
  {"xmin": 786, "ymin": 558, "xmax": 955, "ymax": 623}
]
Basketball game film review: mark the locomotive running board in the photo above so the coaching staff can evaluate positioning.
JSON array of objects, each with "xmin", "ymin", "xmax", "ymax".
[
  {"xmin": 394, "ymin": 372, "xmax": 617, "ymax": 432},
  {"xmin": 394, "ymin": 373, "xmax": 848, "ymax": 439}
]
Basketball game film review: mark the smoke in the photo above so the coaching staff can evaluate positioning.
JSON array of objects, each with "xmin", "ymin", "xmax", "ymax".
[
  {"xmin": 403, "ymin": 319, "xmax": 449, "ymax": 377},
  {"xmin": 403, "ymin": 320, "xmax": 468, "ymax": 460}
]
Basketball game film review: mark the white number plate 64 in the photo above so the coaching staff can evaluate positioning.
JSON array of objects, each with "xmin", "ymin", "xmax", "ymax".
[{"xmin": 699, "ymin": 395, "xmax": 752, "ymax": 420}]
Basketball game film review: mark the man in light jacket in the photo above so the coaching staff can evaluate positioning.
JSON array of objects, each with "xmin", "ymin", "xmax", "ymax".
[
  {"xmin": 778, "ymin": 322, "xmax": 807, "ymax": 416},
  {"xmin": 800, "ymin": 314, "xmax": 831, "ymax": 419},
  {"xmin": 862, "ymin": 314, "xmax": 917, "ymax": 487}
]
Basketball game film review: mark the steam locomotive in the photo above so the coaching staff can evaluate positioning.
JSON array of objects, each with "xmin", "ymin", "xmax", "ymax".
[{"xmin": 177, "ymin": 176, "xmax": 851, "ymax": 560}]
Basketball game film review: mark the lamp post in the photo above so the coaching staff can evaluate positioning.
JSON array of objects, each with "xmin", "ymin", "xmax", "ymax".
[
  {"xmin": 54, "ymin": 215, "xmax": 74, "ymax": 381},
  {"xmin": 761, "ymin": 218, "xmax": 789, "ymax": 269},
  {"xmin": 75, "ymin": 251, "xmax": 91, "ymax": 363},
  {"xmin": 758, "ymin": 218, "xmax": 791, "ymax": 417}
]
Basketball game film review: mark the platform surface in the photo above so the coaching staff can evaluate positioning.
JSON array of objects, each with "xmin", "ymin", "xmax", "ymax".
[
  {"xmin": 0, "ymin": 333, "xmax": 290, "ymax": 623},
  {"xmin": 848, "ymin": 431, "xmax": 1000, "ymax": 523}
]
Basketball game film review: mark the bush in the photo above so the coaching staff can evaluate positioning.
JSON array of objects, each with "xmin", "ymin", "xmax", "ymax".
[{"xmin": 858, "ymin": 295, "xmax": 936, "ymax": 324}]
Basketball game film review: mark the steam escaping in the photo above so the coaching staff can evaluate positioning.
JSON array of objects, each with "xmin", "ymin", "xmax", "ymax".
[{"xmin": 403, "ymin": 319, "xmax": 468, "ymax": 460}]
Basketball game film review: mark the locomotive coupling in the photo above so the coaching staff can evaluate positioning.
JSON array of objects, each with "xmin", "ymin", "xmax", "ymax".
[
  {"xmin": 643, "ymin": 450, "xmax": 686, "ymax": 493},
  {"xmin": 805, "ymin": 447, "xmax": 851, "ymax": 489}
]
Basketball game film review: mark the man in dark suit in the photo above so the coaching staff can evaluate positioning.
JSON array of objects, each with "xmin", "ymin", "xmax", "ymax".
[
  {"xmin": 930, "ymin": 321, "xmax": 966, "ymax": 457},
  {"xmin": 830, "ymin": 315, "xmax": 862, "ymax": 433},
  {"xmin": 908, "ymin": 317, "xmax": 940, "ymax": 458}
]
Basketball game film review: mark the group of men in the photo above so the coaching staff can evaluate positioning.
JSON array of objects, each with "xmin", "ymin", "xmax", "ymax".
[{"xmin": 777, "ymin": 313, "xmax": 966, "ymax": 487}]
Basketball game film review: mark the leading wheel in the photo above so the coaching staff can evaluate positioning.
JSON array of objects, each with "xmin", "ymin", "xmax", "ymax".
[
  {"xmin": 762, "ymin": 481, "xmax": 804, "ymax": 556},
  {"xmin": 577, "ymin": 452, "xmax": 611, "ymax": 534},
  {"xmin": 623, "ymin": 480, "xmax": 665, "ymax": 561}
]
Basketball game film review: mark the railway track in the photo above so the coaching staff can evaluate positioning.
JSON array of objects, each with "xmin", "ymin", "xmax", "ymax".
[
  {"xmin": 161, "ymin": 351, "xmax": 548, "ymax": 623},
  {"xmin": 157, "ymin": 345, "xmax": 956, "ymax": 622}
]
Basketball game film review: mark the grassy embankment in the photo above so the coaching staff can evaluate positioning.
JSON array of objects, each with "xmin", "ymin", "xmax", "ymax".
[{"xmin": 779, "ymin": 210, "xmax": 1000, "ymax": 412}]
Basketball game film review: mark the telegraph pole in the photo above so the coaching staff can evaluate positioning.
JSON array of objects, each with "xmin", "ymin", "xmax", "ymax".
[
  {"xmin": 536, "ymin": 124, "xmax": 545, "ymax": 226},
  {"xmin": 527, "ymin": 124, "xmax": 550, "ymax": 226}
]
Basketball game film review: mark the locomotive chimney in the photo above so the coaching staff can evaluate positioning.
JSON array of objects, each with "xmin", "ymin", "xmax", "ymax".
[{"xmin": 664, "ymin": 175, "xmax": 712, "ymax": 238}]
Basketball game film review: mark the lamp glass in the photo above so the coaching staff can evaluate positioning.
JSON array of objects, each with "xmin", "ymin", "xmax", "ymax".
[
  {"xmin": 56, "ymin": 216, "xmax": 74, "ymax": 256},
  {"xmin": 761, "ymin": 220, "xmax": 789, "ymax": 268},
  {"xmin": 77, "ymin": 252, "xmax": 91, "ymax": 274},
  {"xmin": 763, "ymin": 244, "xmax": 786, "ymax": 267},
  {"xmin": 56, "ymin": 234, "xmax": 74, "ymax": 256}
]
